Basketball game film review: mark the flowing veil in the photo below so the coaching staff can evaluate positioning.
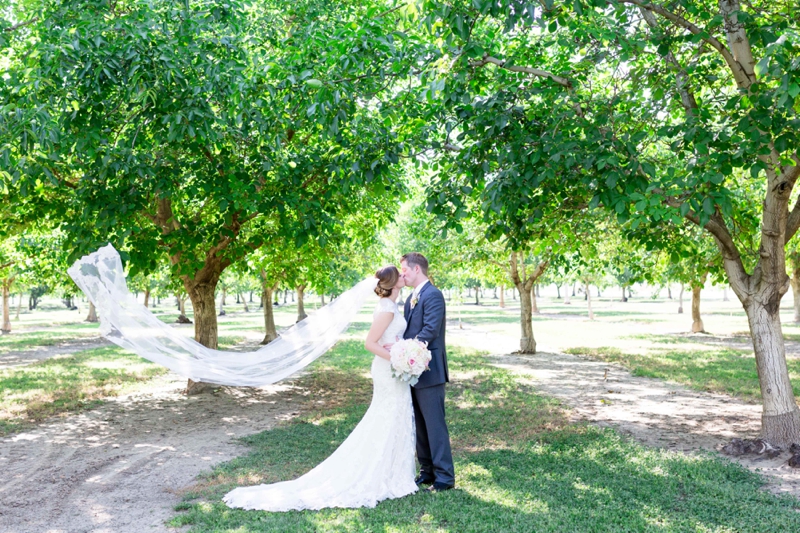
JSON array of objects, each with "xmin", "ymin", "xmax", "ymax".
[{"xmin": 67, "ymin": 245, "xmax": 378, "ymax": 387}]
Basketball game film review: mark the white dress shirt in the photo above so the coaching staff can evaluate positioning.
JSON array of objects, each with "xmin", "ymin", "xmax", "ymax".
[{"xmin": 412, "ymin": 279, "xmax": 429, "ymax": 301}]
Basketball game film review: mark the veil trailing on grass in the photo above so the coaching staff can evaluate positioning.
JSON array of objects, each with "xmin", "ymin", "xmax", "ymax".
[{"xmin": 67, "ymin": 245, "xmax": 377, "ymax": 387}]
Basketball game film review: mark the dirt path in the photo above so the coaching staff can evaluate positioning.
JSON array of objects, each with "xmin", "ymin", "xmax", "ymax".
[
  {"xmin": 0, "ymin": 338, "xmax": 110, "ymax": 369},
  {"xmin": 0, "ymin": 372, "xmax": 306, "ymax": 533},
  {"xmin": 447, "ymin": 326, "xmax": 800, "ymax": 499}
]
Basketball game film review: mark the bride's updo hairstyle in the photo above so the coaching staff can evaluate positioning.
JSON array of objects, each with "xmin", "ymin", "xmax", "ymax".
[{"xmin": 374, "ymin": 266, "xmax": 399, "ymax": 298}]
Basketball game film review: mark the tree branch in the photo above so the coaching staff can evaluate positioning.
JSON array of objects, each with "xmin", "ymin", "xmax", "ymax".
[
  {"xmin": 4, "ymin": 18, "xmax": 39, "ymax": 32},
  {"xmin": 468, "ymin": 54, "xmax": 573, "ymax": 89},
  {"xmin": 782, "ymin": 156, "xmax": 800, "ymax": 244},
  {"xmin": 639, "ymin": 7, "xmax": 699, "ymax": 116},
  {"xmin": 618, "ymin": 0, "xmax": 752, "ymax": 88},
  {"xmin": 371, "ymin": 3, "xmax": 408, "ymax": 20}
]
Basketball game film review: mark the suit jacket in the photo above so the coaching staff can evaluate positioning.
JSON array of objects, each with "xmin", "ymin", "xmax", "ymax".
[{"xmin": 404, "ymin": 281, "xmax": 448, "ymax": 388}]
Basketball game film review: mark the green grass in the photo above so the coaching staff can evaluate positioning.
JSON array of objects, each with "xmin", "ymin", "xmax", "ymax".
[
  {"xmin": 0, "ymin": 346, "xmax": 167, "ymax": 435},
  {"xmin": 169, "ymin": 346, "xmax": 800, "ymax": 533},
  {"xmin": 565, "ymin": 346, "xmax": 800, "ymax": 402}
]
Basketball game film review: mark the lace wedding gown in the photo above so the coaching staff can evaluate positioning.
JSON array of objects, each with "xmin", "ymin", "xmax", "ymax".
[{"xmin": 223, "ymin": 297, "xmax": 417, "ymax": 511}]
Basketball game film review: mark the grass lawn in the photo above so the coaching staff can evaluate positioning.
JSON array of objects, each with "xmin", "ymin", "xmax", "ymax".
[
  {"xmin": 169, "ymin": 343, "xmax": 800, "ymax": 533},
  {"xmin": 0, "ymin": 346, "xmax": 167, "ymax": 435}
]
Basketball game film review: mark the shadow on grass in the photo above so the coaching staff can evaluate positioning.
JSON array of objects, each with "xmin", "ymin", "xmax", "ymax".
[
  {"xmin": 0, "ymin": 346, "xmax": 167, "ymax": 434},
  {"xmin": 170, "ymin": 348, "xmax": 800, "ymax": 533}
]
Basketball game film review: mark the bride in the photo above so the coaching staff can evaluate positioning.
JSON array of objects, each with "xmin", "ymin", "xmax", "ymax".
[{"xmin": 223, "ymin": 265, "xmax": 418, "ymax": 511}]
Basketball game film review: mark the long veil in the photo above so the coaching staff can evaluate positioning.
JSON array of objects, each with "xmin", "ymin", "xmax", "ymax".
[{"xmin": 67, "ymin": 245, "xmax": 378, "ymax": 387}]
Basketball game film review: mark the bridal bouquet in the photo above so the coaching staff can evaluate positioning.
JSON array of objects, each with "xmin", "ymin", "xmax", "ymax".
[{"xmin": 389, "ymin": 338, "xmax": 431, "ymax": 386}]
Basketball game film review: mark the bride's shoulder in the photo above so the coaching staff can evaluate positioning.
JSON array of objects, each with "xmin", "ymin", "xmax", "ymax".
[{"xmin": 375, "ymin": 297, "xmax": 397, "ymax": 313}]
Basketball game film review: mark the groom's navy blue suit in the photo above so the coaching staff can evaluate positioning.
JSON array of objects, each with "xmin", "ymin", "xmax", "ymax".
[{"xmin": 404, "ymin": 281, "xmax": 455, "ymax": 486}]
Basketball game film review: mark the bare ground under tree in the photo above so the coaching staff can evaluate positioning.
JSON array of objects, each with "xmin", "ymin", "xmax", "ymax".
[{"xmin": 0, "ymin": 372, "xmax": 307, "ymax": 533}]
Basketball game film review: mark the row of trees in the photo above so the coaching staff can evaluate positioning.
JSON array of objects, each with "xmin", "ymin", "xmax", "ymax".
[{"xmin": 2, "ymin": 1, "xmax": 799, "ymax": 441}]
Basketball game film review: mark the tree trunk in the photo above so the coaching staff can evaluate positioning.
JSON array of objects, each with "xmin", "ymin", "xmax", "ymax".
[
  {"xmin": 499, "ymin": 286, "xmax": 505, "ymax": 308},
  {"xmin": 621, "ymin": 285, "xmax": 628, "ymax": 302},
  {"xmin": 186, "ymin": 282, "xmax": 218, "ymax": 348},
  {"xmin": 509, "ymin": 252, "xmax": 547, "ymax": 353},
  {"xmin": 746, "ymin": 302, "xmax": 800, "ymax": 446},
  {"xmin": 691, "ymin": 285, "xmax": 705, "ymax": 333},
  {"xmin": 1, "ymin": 283, "xmax": 11, "ymax": 333},
  {"xmin": 517, "ymin": 283, "xmax": 536, "ymax": 353},
  {"xmin": 723, "ymin": 286, "xmax": 730, "ymax": 302},
  {"xmin": 240, "ymin": 293, "xmax": 249, "ymax": 313},
  {"xmin": 15, "ymin": 292, "xmax": 22, "ymax": 320},
  {"xmin": 283, "ymin": 289, "xmax": 288, "ymax": 304},
  {"xmin": 144, "ymin": 287, "xmax": 150, "ymax": 308},
  {"xmin": 261, "ymin": 273, "xmax": 279, "ymax": 344},
  {"xmin": 219, "ymin": 287, "xmax": 227, "ymax": 316},
  {"xmin": 678, "ymin": 286, "xmax": 684, "ymax": 314},
  {"xmin": 297, "ymin": 285, "xmax": 308, "ymax": 322},
  {"xmin": 184, "ymin": 279, "xmax": 220, "ymax": 394},
  {"xmin": 536, "ymin": 284, "xmax": 541, "ymax": 297},
  {"xmin": 586, "ymin": 281, "xmax": 595, "ymax": 320},
  {"xmin": 667, "ymin": 286, "xmax": 672, "ymax": 299},
  {"xmin": 321, "ymin": 294, "xmax": 326, "ymax": 306},
  {"xmin": 571, "ymin": 282, "xmax": 576, "ymax": 297},
  {"xmin": 85, "ymin": 302, "xmax": 98, "ymax": 323},
  {"xmin": 176, "ymin": 294, "xmax": 191, "ymax": 323},
  {"xmin": 474, "ymin": 287, "xmax": 480, "ymax": 306},
  {"xmin": 792, "ymin": 271, "xmax": 800, "ymax": 324},
  {"xmin": 531, "ymin": 285, "xmax": 540, "ymax": 314},
  {"xmin": 555, "ymin": 284, "xmax": 561, "ymax": 298}
]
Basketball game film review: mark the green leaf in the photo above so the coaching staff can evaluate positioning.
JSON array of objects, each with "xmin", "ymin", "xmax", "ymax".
[{"xmin": 754, "ymin": 56, "xmax": 770, "ymax": 77}]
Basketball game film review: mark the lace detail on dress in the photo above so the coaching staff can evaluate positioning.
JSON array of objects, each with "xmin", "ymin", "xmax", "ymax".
[
  {"xmin": 223, "ymin": 297, "xmax": 417, "ymax": 511},
  {"xmin": 375, "ymin": 298, "xmax": 405, "ymax": 347}
]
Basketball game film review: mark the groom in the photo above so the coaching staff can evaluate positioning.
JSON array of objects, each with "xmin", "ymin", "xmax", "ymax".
[{"xmin": 400, "ymin": 252, "xmax": 455, "ymax": 492}]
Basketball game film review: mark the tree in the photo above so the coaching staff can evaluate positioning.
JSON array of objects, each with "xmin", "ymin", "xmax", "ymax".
[
  {"xmin": 2, "ymin": 0, "xmax": 415, "ymax": 394},
  {"xmin": 419, "ymin": 0, "xmax": 800, "ymax": 445},
  {"xmin": 0, "ymin": 238, "xmax": 23, "ymax": 333}
]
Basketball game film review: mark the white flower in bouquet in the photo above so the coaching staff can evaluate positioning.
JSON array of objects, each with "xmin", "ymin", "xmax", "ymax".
[{"xmin": 389, "ymin": 338, "xmax": 432, "ymax": 386}]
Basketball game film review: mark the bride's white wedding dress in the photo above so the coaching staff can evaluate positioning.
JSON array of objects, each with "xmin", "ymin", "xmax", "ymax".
[{"xmin": 223, "ymin": 297, "xmax": 417, "ymax": 511}]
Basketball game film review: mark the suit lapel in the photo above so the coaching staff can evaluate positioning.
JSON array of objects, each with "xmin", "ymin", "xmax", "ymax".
[{"xmin": 408, "ymin": 281, "xmax": 432, "ymax": 321}]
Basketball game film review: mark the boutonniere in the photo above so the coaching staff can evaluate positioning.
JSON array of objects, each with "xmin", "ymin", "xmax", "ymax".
[{"xmin": 411, "ymin": 296, "xmax": 419, "ymax": 309}]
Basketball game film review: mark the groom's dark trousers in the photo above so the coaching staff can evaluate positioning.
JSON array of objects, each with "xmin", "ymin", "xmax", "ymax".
[{"xmin": 404, "ymin": 282, "xmax": 455, "ymax": 486}]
